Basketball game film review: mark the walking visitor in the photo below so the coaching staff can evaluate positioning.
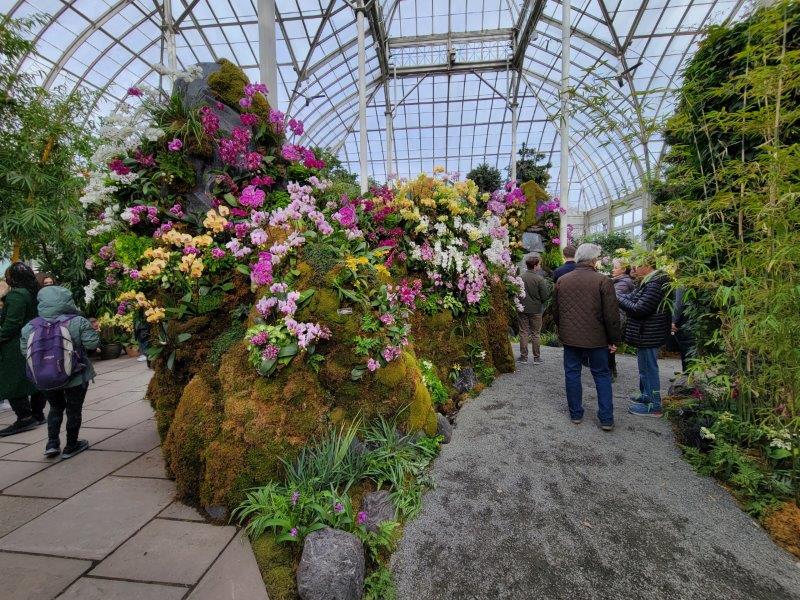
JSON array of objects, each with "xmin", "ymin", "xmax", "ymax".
[
  {"xmin": 618, "ymin": 256, "xmax": 672, "ymax": 417},
  {"xmin": 552, "ymin": 243, "xmax": 621, "ymax": 431},
  {"xmin": 517, "ymin": 255, "xmax": 551, "ymax": 365},
  {"xmin": 552, "ymin": 245, "xmax": 577, "ymax": 282},
  {"xmin": 20, "ymin": 285, "xmax": 100, "ymax": 458},
  {"xmin": 0, "ymin": 262, "xmax": 45, "ymax": 436}
]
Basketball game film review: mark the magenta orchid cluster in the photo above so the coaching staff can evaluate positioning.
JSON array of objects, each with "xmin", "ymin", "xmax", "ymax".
[{"xmin": 121, "ymin": 205, "xmax": 160, "ymax": 226}]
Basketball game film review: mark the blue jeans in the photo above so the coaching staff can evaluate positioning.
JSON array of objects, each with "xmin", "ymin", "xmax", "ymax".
[
  {"xmin": 563, "ymin": 346, "xmax": 614, "ymax": 425},
  {"xmin": 637, "ymin": 347, "xmax": 661, "ymax": 409}
]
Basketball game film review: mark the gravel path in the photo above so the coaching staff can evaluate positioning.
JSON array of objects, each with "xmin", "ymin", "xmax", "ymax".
[{"xmin": 392, "ymin": 345, "xmax": 800, "ymax": 600}]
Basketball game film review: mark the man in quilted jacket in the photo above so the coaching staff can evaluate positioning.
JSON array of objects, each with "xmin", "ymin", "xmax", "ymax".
[
  {"xmin": 553, "ymin": 243, "xmax": 621, "ymax": 431},
  {"xmin": 618, "ymin": 257, "xmax": 672, "ymax": 417}
]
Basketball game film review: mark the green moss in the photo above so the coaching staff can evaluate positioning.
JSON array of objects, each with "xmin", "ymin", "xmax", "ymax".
[
  {"xmin": 251, "ymin": 535, "xmax": 299, "ymax": 600},
  {"xmin": 520, "ymin": 180, "xmax": 548, "ymax": 230},
  {"xmin": 207, "ymin": 58, "xmax": 272, "ymax": 123},
  {"xmin": 208, "ymin": 321, "xmax": 246, "ymax": 365}
]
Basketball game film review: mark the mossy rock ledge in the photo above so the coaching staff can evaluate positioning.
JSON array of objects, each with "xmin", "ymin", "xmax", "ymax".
[{"xmin": 147, "ymin": 279, "xmax": 514, "ymax": 511}]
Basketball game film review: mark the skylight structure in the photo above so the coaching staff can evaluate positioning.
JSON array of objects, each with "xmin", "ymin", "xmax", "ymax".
[{"xmin": 3, "ymin": 0, "xmax": 748, "ymax": 213}]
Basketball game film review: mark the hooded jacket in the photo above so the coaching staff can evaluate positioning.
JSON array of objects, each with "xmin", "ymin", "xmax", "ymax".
[{"xmin": 20, "ymin": 286, "xmax": 100, "ymax": 388}]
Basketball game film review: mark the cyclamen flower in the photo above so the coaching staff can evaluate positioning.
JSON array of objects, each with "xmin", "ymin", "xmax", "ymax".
[
  {"xmin": 239, "ymin": 96, "xmax": 252, "ymax": 108},
  {"xmin": 367, "ymin": 358, "xmax": 380, "ymax": 372},
  {"xmin": 291, "ymin": 491, "xmax": 300, "ymax": 506},
  {"xmin": 356, "ymin": 511, "xmax": 368, "ymax": 526},
  {"xmin": 262, "ymin": 344, "xmax": 280, "ymax": 360},
  {"xmin": 288, "ymin": 118, "xmax": 304, "ymax": 136},
  {"xmin": 240, "ymin": 113, "xmax": 259, "ymax": 127},
  {"xmin": 249, "ymin": 331, "xmax": 270, "ymax": 346},
  {"xmin": 167, "ymin": 138, "xmax": 183, "ymax": 152},
  {"xmin": 239, "ymin": 185, "xmax": 266, "ymax": 208}
]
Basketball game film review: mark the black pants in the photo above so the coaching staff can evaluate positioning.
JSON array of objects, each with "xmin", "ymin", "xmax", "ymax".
[
  {"xmin": 8, "ymin": 393, "xmax": 47, "ymax": 421},
  {"xmin": 44, "ymin": 383, "xmax": 88, "ymax": 448}
]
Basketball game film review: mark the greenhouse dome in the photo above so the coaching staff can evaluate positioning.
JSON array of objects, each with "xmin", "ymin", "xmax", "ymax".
[{"xmin": 1, "ymin": 2, "xmax": 799, "ymax": 600}]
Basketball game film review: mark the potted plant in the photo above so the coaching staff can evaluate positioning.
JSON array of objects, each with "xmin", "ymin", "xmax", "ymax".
[
  {"xmin": 124, "ymin": 334, "xmax": 140, "ymax": 358},
  {"xmin": 97, "ymin": 313, "xmax": 133, "ymax": 360}
]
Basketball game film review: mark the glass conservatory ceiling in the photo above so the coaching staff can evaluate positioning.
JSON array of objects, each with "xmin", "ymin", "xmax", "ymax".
[{"xmin": 3, "ymin": 0, "xmax": 749, "ymax": 212}]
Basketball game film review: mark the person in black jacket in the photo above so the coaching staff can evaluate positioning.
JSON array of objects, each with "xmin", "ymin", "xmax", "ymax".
[{"xmin": 618, "ymin": 259, "xmax": 671, "ymax": 417}]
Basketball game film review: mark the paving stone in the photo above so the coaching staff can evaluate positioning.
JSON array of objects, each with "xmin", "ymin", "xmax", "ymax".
[
  {"xmin": 0, "ymin": 551, "xmax": 90, "ymax": 600},
  {"xmin": 0, "ymin": 441, "xmax": 26, "ymax": 457},
  {"xmin": 91, "ymin": 518, "xmax": 237, "ymax": 584},
  {"xmin": 87, "ymin": 391, "xmax": 144, "ymax": 412},
  {"xmin": 81, "ymin": 409, "xmax": 111, "ymax": 422},
  {"xmin": 86, "ymin": 401, "xmax": 153, "ymax": 429},
  {"xmin": 3, "ymin": 428, "xmax": 121, "ymax": 462},
  {"xmin": 188, "ymin": 531, "xmax": 269, "ymax": 600},
  {"xmin": 0, "ymin": 459, "xmax": 49, "ymax": 490},
  {"xmin": 0, "ymin": 476, "xmax": 174, "ymax": 559},
  {"xmin": 0, "ymin": 422, "xmax": 48, "ymax": 444},
  {"xmin": 159, "ymin": 501, "xmax": 205, "ymax": 521},
  {"xmin": 0, "ymin": 495, "xmax": 60, "ymax": 537},
  {"xmin": 93, "ymin": 419, "xmax": 160, "ymax": 452},
  {"xmin": 115, "ymin": 448, "xmax": 167, "ymax": 478},
  {"xmin": 3, "ymin": 450, "xmax": 138, "ymax": 498},
  {"xmin": 94, "ymin": 370, "xmax": 140, "ymax": 381},
  {"xmin": 56, "ymin": 577, "xmax": 187, "ymax": 600}
]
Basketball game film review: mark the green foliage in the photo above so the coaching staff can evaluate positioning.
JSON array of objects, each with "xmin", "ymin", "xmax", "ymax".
[
  {"xmin": 0, "ymin": 15, "xmax": 96, "ymax": 291},
  {"xmin": 114, "ymin": 234, "xmax": 153, "ymax": 267},
  {"xmin": 364, "ymin": 566, "xmax": 396, "ymax": 600},
  {"xmin": 651, "ymin": 0, "xmax": 800, "ymax": 473},
  {"xmin": 208, "ymin": 321, "xmax": 246, "ymax": 366},
  {"xmin": 419, "ymin": 359, "xmax": 449, "ymax": 405},
  {"xmin": 575, "ymin": 231, "xmax": 634, "ymax": 259},
  {"xmin": 466, "ymin": 163, "xmax": 502, "ymax": 194},
  {"xmin": 512, "ymin": 143, "xmax": 551, "ymax": 187}
]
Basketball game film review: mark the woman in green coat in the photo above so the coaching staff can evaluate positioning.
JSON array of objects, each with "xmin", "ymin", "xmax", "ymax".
[{"xmin": 0, "ymin": 262, "xmax": 45, "ymax": 437}]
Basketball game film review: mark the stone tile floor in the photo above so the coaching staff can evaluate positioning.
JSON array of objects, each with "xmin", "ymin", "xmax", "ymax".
[{"xmin": 0, "ymin": 356, "xmax": 268, "ymax": 600}]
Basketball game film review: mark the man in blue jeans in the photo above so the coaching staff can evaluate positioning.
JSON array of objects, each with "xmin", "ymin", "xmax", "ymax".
[
  {"xmin": 618, "ymin": 258, "xmax": 672, "ymax": 417},
  {"xmin": 553, "ymin": 244, "xmax": 622, "ymax": 431}
]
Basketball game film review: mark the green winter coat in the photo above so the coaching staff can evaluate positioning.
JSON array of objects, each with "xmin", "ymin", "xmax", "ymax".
[
  {"xmin": 20, "ymin": 286, "xmax": 100, "ymax": 388},
  {"xmin": 0, "ymin": 288, "xmax": 38, "ymax": 399}
]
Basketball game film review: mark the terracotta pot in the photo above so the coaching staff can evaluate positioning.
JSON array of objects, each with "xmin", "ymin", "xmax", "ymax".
[{"xmin": 125, "ymin": 346, "xmax": 140, "ymax": 358}]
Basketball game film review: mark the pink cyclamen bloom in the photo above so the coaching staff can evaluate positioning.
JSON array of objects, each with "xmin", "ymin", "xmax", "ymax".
[
  {"xmin": 211, "ymin": 247, "xmax": 226, "ymax": 259},
  {"xmin": 367, "ymin": 358, "xmax": 380, "ymax": 372},
  {"xmin": 239, "ymin": 96, "xmax": 252, "ymax": 109},
  {"xmin": 167, "ymin": 138, "xmax": 183, "ymax": 152},
  {"xmin": 356, "ymin": 511, "xmax": 368, "ymax": 526},
  {"xmin": 239, "ymin": 185, "xmax": 266, "ymax": 209}
]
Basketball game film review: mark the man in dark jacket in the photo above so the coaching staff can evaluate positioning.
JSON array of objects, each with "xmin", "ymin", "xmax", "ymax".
[
  {"xmin": 553, "ymin": 243, "xmax": 621, "ymax": 431},
  {"xmin": 552, "ymin": 245, "xmax": 577, "ymax": 282},
  {"xmin": 619, "ymin": 260, "xmax": 671, "ymax": 417},
  {"xmin": 518, "ymin": 255, "xmax": 551, "ymax": 364}
]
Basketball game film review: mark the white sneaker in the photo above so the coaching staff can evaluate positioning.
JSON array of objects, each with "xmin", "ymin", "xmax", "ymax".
[{"xmin": 136, "ymin": 355, "xmax": 147, "ymax": 362}]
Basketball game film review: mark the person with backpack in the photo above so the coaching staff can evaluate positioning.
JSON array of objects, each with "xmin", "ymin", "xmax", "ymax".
[
  {"xmin": 0, "ymin": 263, "xmax": 45, "ymax": 436},
  {"xmin": 20, "ymin": 286, "xmax": 100, "ymax": 458}
]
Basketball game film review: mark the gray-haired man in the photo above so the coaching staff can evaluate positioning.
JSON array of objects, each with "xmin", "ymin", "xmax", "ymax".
[{"xmin": 553, "ymin": 243, "xmax": 622, "ymax": 430}]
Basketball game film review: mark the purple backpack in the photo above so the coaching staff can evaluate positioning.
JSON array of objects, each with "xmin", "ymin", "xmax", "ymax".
[{"xmin": 25, "ymin": 317, "xmax": 86, "ymax": 390}]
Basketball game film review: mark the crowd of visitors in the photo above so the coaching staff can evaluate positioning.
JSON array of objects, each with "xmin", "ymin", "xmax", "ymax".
[
  {"xmin": 518, "ymin": 242, "xmax": 678, "ymax": 431},
  {"xmin": 0, "ymin": 262, "xmax": 99, "ymax": 458}
]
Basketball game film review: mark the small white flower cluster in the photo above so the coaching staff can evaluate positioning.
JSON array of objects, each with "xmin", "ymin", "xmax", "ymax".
[
  {"xmin": 768, "ymin": 429, "xmax": 792, "ymax": 451},
  {"xmin": 83, "ymin": 279, "xmax": 100, "ymax": 304},
  {"xmin": 80, "ymin": 170, "xmax": 118, "ymax": 207},
  {"xmin": 699, "ymin": 426, "xmax": 716, "ymax": 440}
]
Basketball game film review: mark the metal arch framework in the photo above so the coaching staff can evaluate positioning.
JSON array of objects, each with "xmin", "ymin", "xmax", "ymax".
[{"xmin": 6, "ymin": 0, "xmax": 749, "ymax": 212}]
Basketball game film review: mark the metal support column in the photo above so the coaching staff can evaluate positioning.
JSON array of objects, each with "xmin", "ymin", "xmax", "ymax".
[
  {"xmin": 163, "ymin": 0, "xmax": 177, "ymax": 79},
  {"xmin": 510, "ymin": 68, "xmax": 519, "ymax": 182},
  {"xmin": 357, "ymin": 1, "xmax": 368, "ymax": 194},
  {"xmin": 385, "ymin": 107, "xmax": 394, "ymax": 182},
  {"xmin": 559, "ymin": 0, "xmax": 571, "ymax": 248},
  {"xmin": 258, "ymin": 0, "xmax": 279, "ymax": 106}
]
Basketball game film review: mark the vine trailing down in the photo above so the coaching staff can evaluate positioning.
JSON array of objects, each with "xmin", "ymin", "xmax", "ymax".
[{"xmin": 78, "ymin": 59, "xmax": 521, "ymax": 518}]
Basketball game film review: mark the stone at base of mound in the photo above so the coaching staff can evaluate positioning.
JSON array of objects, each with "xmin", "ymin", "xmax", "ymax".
[
  {"xmin": 437, "ymin": 412, "xmax": 453, "ymax": 443},
  {"xmin": 297, "ymin": 528, "xmax": 364, "ymax": 600},
  {"xmin": 361, "ymin": 491, "xmax": 396, "ymax": 533}
]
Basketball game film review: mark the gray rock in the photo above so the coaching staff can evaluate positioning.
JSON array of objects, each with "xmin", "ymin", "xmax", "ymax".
[
  {"xmin": 361, "ymin": 491, "xmax": 396, "ymax": 533},
  {"xmin": 297, "ymin": 528, "xmax": 364, "ymax": 600},
  {"xmin": 668, "ymin": 374, "xmax": 707, "ymax": 399},
  {"xmin": 204, "ymin": 505, "xmax": 228, "ymax": 522},
  {"xmin": 453, "ymin": 366, "xmax": 477, "ymax": 394},
  {"xmin": 349, "ymin": 436, "xmax": 367, "ymax": 457},
  {"xmin": 436, "ymin": 413, "xmax": 453, "ymax": 443}
]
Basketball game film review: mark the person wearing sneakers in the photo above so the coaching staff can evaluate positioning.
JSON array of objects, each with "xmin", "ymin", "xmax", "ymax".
[
  {"xmin": 619, "ymin": 257, "xmax": 672, "ymax": 417},
  {"xmin": 0, "ymin": 263, "xmax": 45, "ymax": 436},
  {"xmin": 553, "ymin": 243, "xmax": 621, "ymax": 431},
  {"xmin": 517, "ymin": 255, "xmax": 551, "ymax": 365},
  {"xmin": 20, "ymin": 286, "xmax": 100, "ymax": 458}
]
